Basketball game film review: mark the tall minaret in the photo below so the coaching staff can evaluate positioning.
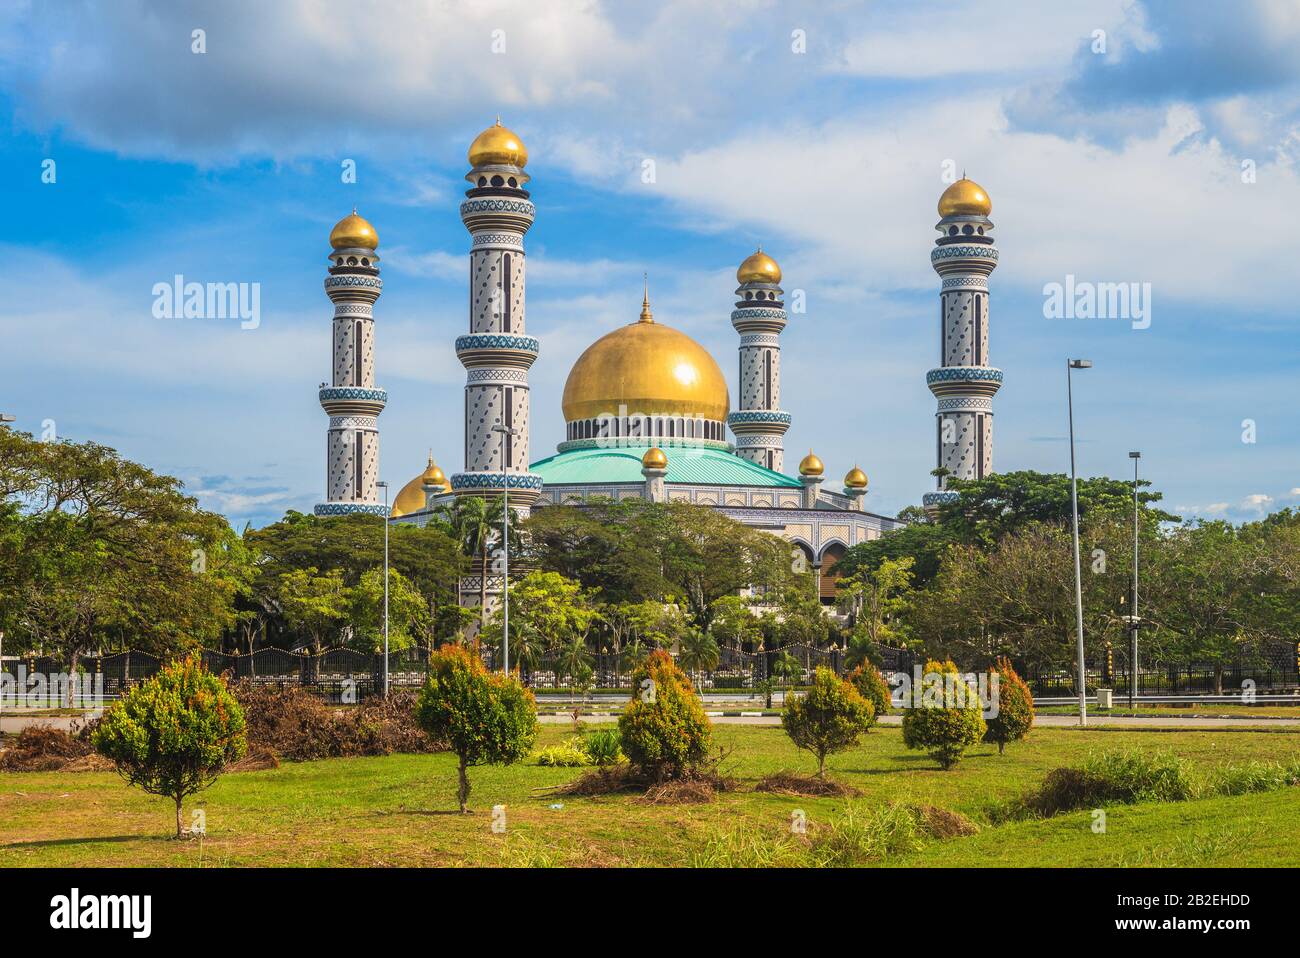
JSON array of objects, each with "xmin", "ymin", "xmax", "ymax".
[
  {"xmin": 727, "ymin": 249, "xmax": 791, "ymax": 472},
  {"xmin": 314, "ymin": 211, "xmax": 387, "ymax": 517},
  {"xmin": 922, "ymin": 177, "xmax": 1001, "ymax": 515},
  {"xmin": 451, "ymin": 119, "xmax": 542, "ymax": 514}
]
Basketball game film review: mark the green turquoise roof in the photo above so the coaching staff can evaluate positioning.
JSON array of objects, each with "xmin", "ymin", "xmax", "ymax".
[{"xmin": 530, "ymin": 444, "xmax": 802, "ymax": 488}]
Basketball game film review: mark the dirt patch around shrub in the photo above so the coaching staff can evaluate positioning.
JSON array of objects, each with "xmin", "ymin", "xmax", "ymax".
[{"xmin": 0, "ymin": 726, "xmax": 94, "ymax": 772}]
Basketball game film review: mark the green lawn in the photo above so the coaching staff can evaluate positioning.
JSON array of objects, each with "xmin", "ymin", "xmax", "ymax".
[{"xmin": 3, "ymin": 724, "xmax": 1299, "ymax": 867}]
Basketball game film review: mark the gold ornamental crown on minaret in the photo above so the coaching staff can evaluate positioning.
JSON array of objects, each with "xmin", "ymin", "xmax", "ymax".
[{"xmin": 639, "ymin": 274, "xmax": 654, "ymax": 324}]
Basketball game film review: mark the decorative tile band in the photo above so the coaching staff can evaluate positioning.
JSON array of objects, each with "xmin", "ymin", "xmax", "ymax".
[
  {"xmin": 324, "ymin": 275, "xmax": 384, "ymax": 290},
  {"xmin": 327, "ymin": 416, "xmax": 379, "ymax": 429},
  {"xmin": 922, "ymin": 492, "xmax": 960, "ymax": 507},
  {"xmin": 926, "ymin": 366, "xmax": 1003, "ymax": 385},
  {"xmin": 319, "ymin": 386, "xmax": 389, "ymax": 403},
  {"xmin": 727, "ymin": 410, "xmax": 793, "ymax": 425},
  {"xmin": 935, "ymin": 397, "xmax": 993, "ymax": 413},
  {"xmin": 313, "ymin": 502, "xmax": 389, "ymax": 517},
  {"xmin": 460, "ymin": 199, "xmax": 536, "ymax": 217},
  {"xmin": 941, "ymin": 276, "xmax": 989, "ymax": 290},
  {"xmin": 740, "ymin": 334, "xmax": 782, "ymax": 348},
  {"xmin": 455, "ymin": 334, "xmax": 540, "ymax": 354},
  {"xmin": 332, "ymin": 303, "xmax": 374, "ymax": 316},
  {"xmin": 465, "ymin": 368, "xmax": 530, "ymax": 384},
  {"xmin": 450, "ymin": 472, "xmax": 545, "ymax": 491},
  {"xmin": 731, "ymin": 307, "xmax": 787, "ymax": 322},
  {"xmin": 931, "ymin": 245, "xmax": 999, "ymax": 262},
  {"xmin": 471, "ymin": 232, "xmax": 525, "ymax": 249}
]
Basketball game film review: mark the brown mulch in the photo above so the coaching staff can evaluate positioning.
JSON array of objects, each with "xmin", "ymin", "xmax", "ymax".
[
  {"xmin": 0, "ymin": 726, "xmax": 94, "ymax": 772},
  {"xmin": 229, "ymin": 682, "xmax": 441, "ymax": 760},
  {"xmin": 546, "ymin": 762, "xmax": 736, "ymax": 805},
  {"xmin": 227, "ymin": 746, "xmax": 281, "ymax": 773},
  {"xmin": 912, "ymin": 804, "xmax": 980, "ymax": 838},
  {"xmin": 754, "ymin": 772, "xmax": 861, "ymax": 798}
]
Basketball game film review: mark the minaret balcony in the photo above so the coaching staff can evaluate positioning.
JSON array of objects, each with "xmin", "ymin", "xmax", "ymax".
[
  {"xmin": 727, "ymin": 410, "xmax": 792, "ymax": 434},
  {"xmin": 318, "ymin": 385, "xmax": 388, "ymax": 416},
  {"xmin": 455, "ymin": 333, "xmax": 539, "ymax": 369},
  {"xmin": 926, "ymin": 366, "xmax": 1003, "ymax": 399}
]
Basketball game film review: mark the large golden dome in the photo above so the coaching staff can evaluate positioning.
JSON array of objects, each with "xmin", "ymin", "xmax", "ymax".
[
  {"xmin": 390, "ymin": 455, "xmax": 447, "ymax": 518},
  {"xmin": 468, "ymin": 118, "xmax": 528, "ymax": 168},
  {"xmin": 937, "ymin": 177, "xmax": 991, "ymax": 217},
  {"xmin": 737, "ymin": 248, "xmax": 781, "ymax": 284},
  {"xmin": 562, "ymin": 298, "xmax": 729, "ymax": 423},
  {"xmin": 330, "ymin": 211, "xmax": 379, "ymax": 250}
]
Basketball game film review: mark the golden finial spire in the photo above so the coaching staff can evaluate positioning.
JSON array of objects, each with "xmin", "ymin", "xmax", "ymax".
[
  {"xmin": 639, "ymin": 273, "xmax": 654, "ymax": 324},
  {"xmin": 427, "ymin": 448, "xmax": 434, "ymax": 465}
]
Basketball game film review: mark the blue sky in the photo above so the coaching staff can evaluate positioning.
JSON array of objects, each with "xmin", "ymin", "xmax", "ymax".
[{"xmin": 1, "ymin": 0, "xmax": 1297, "ymax": 527}]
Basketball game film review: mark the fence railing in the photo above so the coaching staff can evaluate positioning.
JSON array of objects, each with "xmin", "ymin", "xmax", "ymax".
[{"xmin": 3, "ymin": 640, "xmax": 1296, "ymax": 703}]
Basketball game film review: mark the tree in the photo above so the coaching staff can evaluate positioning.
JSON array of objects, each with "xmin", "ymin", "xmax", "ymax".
[
  {"xmin": 479, "ymin": 570, "xmax": 596, "ymax": 678},
  {"xmin": 677, "ymin": 628, "xmax": 721, "ymax": 690},
  {"xmin": 983, "ymin": 657, "xmax": 1034, "ymax": 754},
  {"xmin": 348, "ymin": 567, "xmax": 430, "ymax": 653},
  {"xmin": 847, "ymin": 664, "xmax": 892, "ymax": 723},
  {"xmin": 92, "ymin": 658, "xmax": 247, "ymax": 837},
  {"xmin": 709, "ymin": 594, "xmax": 761, "ymax": 652},
  {"xmin": 900, "ymin": 659, "xmax": 987, "ymax": 770},
  {"xmin": 0, "ymin": 430, "xmax": 242, "ymax": 692},
  {"xmin": 781, "ymin": 666, "xmax": 874, "ymax": 777},
  {"xmin": 276, "ymin": 567, "xmax": 350, "ymax": 653},
  {"xmin": 618, "ymin": 649, "xmax": 711, "ymax": 780},
  {"xmin": 436, "ymin": 496, "xmax": 509, "ymax": 635},
  {"xmin": 838, "ymin": 556, "xmax": 914, "ymax": 665},
  {"xmin": 414, "ymin": 645, "xmax": 537, "ymax": 813}
]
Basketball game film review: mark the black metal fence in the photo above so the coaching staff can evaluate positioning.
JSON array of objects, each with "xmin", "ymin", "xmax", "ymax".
[{"xmin": 3, "ymin": 639, "xmax": 1296, "ymax": 703}]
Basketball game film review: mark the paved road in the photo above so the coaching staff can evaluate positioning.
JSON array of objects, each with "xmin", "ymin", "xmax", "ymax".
[{"xmin": 541, "ymin": 712, "xmax": 1300, "ymax": 729}]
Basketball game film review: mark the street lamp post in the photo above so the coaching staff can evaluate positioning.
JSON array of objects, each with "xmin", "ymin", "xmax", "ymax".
[
  {"xmin": 1067, "ymin": 359, "xmax": 1092, "ymax": 727},
  {"xmin": 377, "ymin": 481, "xmax": 390, "ymax": 698},
  {"xmin": 491, "ymin": 424, "xmax": 519, "ymax": 675},
  {"xmin": 1128, "ymin": 451, "xmax": 1141, "ymax": 709}
]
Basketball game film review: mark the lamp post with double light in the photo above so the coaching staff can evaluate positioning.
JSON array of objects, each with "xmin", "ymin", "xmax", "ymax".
[{"xmin": 1127, "ymin": 451, "xmax": 1141, "ymax": 708}]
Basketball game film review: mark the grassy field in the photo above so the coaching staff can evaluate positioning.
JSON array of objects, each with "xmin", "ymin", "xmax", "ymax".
[
  {"xmin": 2, "ymin": 723, "xmax": 1299, "ymax": 867},
  {"xmin": 1035, "ymin": 704, "xmax": 1300, "ymax": 718}
]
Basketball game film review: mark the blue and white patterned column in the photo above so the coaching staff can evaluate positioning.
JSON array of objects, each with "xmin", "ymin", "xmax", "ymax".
[
  {"xmin": 452, "ymin": 120, "xmax": 543, "ymax": 514},
  {"xmin": 727, "ymin": 249, "xmax": 791, "ymax": 472},
  {"xmin": 924, "ymin": 178, "xmax": 1001, "ymax": 515},
  {"xmin": 315, "ymin": 211, "xmax": 387, "ymax": 517}
]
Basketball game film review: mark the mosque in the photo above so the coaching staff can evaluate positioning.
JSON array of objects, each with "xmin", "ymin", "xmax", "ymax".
[{"xmin": 313, "ymin": 120, "xmax": 1001, "ymax": 609}]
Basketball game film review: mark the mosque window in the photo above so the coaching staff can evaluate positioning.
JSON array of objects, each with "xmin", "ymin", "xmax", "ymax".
[
  {"xmin": 948, "ymin": 226, "xmax": 958, "ymax": 236},
  {"xmin": 744, "ymin": 291, "xmax": 752, "ymax": 300},
  {"xmin": 962, "ymin": 224, "xmax": 974, "ymax": 235},
  {"xmin": 977, "ymin": 226, "xmax": 984, "ymax": 235},
  {"xmin": 503, "ymin": 254, "xmax": 512, "ymax": 330},
  {"xmin": 974, "ymin": 295, "xmax": 982, "ymax": 365},
  {"xmin": 490, "ymin": 175, "xmax": 504, "ymax": 187},
  {"xmin": 361, "ymin": 258, "xmax": 370, "ymax": 266},
  {"xmin": 354, "ymin": 321, "xmax": 362, "ymax": 386},
  {"xmin": 354, "ymin": 433, "xmax": 363, "ymax": 499},
  {"xmin": 508, "ymin": 177, "xmax": 517, "ymax": 187},
  {"xmin": 477, "ymin": 176, "xmax": 487, "ymax": 187}
]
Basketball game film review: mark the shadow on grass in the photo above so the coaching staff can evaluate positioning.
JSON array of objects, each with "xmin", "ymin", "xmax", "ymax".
[{"xmin": 2, "ymin": 834, "xmax": 154, "ymax": 849}]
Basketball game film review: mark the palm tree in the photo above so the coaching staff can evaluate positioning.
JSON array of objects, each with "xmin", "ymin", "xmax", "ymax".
[
  {"xmin": 554, "ymin": 635, "xmax": 594, "ymax": 690},
  {"xmin": 678, "ymin": 628, "xmax": 721, "ymax": 691},
  {"xmin": 435, "ymin": 496, "xmax": 505, "ymax": 643}
]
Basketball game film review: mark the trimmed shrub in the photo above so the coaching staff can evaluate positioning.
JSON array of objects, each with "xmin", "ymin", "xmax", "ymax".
[
  {"xmin": 847, "ymin": 664, "xmax": 893, "ymax": 724},
  {"xmin": 92, "ymin": 657, "xmax": 247, "ymax": 837},
  {"xmin": 983, "ymin": 656, "xmax": 1034, "ymax": 754},
  {"xmin": 415, "ymin": 645, "xmax": 537, "ymax": 813},
  {"xmin": 900, "ymin": 659, "xmax": 987, "ymax": 770},
  {"xmin": 781, "ymin": 666, "xmax": 875, "ymax": 777},
  {"xmin": 581, "ymin": 727, "xmax": 624, "ymax": 766},
  {"xmin": 618, "ymin": 649, "xmax": 711, "ymax": 780}
]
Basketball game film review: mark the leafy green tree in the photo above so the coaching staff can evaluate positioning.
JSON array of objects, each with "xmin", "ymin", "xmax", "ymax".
[
  {"xmin": 436, "ymin": 496, "xmax": 510, "ymax": 633},
  {"xmin": 348, "ymin": 567, "xmax": 430, "ymax": 653},
  {"xmin": 838, "ymin": 556, "xmax": 914, "ymax": 666},
  {"xmin": 277, "ymin": 567, "xmax": 350, "ymax": 653},
  {"xmin": 415, "ymin": 645, "xmax": 538, "ymax": 813},
  {"xmin": 480, "ymin": 570, "xmax": 596, "ymax": 677},
  {"xmin": 782, "ymin": 666, "xmax": 874, "ymax": 777},
  {"xmin": 847, "ymin": 664, "xmax": 892, "ymax": 723},
  {"xmin": 92, "ymin": 658, "xmax": 247, "ymax": 837},
  {"xmin": 709, "ymin": 594, "xmax": 761, "ymax": 652},
  {"xmin": 677, "ymin": 628, "xmax": 721, "ymax": 690}
]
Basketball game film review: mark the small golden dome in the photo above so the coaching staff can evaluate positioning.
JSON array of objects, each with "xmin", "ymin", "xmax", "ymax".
[
  {"xmin": 468, "ymin": 118, "xmax": 528, "ymax": 168},
  {"xmin": 937, "ymin": 177, "xmax": 991, "ymax": 217},
  {"xmin": 641, "ymin": 447, "xmax": 668, "ymax": 470},
  {"xmin": 422, "ymin": 455, "xmax": 447, "ymax": 488},
  {"xmin": 329, "ymin": 210, "xmax": 379, "ymax": 250},
  {"xmin": 391, "ymin": 455, "xmax": 448, "ymax": 517},
  {"xmin": 562, "ymin": 305, "xmax": 730, "ymax": 423},
  {"xmin": 737, "ymin": 248, "xmax": 782, "ymax": 285},
  {"xmin": 844, "ymin": 465, "xmax": 868, "ymax": 489},
  {"xmin": 799, "ymin": 450, "xmax": 824, "ymax": 477}
]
